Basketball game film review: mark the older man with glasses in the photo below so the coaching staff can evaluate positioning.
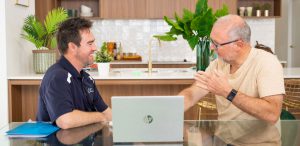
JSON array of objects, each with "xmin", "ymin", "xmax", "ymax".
[{"xmin": 180, "ymin": 15, "xmax": 285, "ymax": 124}]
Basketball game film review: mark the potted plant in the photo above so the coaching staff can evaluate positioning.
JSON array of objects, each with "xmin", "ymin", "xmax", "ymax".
[
  {"xmin": 154, "ymin": 0, "xmax": 228, "ymax": 71},
  {"xmin": 253, "ymin": 3, "xmax": 261, "ymax": 17},
  {"xmin": 21, "ymin": 8, "xmax": 68, "ymax": 74},
  {"xmin": 262, "ymin": 3, "xmax": 271, "ymax": 17},
  {"xmin": 95, "ymin": 42, "xmax": 114, "ymax": 76}
]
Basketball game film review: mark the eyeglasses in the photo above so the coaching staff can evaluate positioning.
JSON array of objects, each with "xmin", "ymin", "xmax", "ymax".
[{"xmin": 210, "ymin": 38, "xmax": 240, "ymax": 50}]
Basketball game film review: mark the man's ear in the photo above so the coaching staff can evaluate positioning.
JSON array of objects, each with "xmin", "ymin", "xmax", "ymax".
[
  {"xmin": 67, "ymin": 42, "xmax": 78, "ymax": 54},
  {"xmin": 236, "ymin": 40, "xmax": 243, "ymax": 47}
]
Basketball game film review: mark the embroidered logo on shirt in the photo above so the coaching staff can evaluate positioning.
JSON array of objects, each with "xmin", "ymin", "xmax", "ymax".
[
  {"xmin": 87, "ymin": 88, "xmax": 94, "ymax": 93},
  {"xmin": 67, "ymin": 73, "xmax": 72, "ymax": 84}
]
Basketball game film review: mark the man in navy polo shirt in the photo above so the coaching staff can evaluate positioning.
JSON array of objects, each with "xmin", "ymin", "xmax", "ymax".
[{"xmin": 37, "ymin": 17, "xmax": 112, "ymax": 129}]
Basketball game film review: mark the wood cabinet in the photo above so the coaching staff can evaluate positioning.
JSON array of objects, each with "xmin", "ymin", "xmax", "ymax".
[
  {"xmin": 35, "ymin": 0, "xmax": 242, "ymax": 19},
  {"xmin": 100, "ymin": 0, "xmax": 197, "ymax": 19},
  {"xmin": 35, "ymin": 0, "xmax": 56, "ymax": 22},
  {"xmin": 8, "ymin": 79, "xmax": 198, "ymax": 122},
  {"xmin": 35, "ymin": 0, "xmax": 281, "ymax": 19}
]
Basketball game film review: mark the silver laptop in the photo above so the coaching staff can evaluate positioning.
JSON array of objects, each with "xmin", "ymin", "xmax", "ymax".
[{"xmin": 112, "ymin": 96, "xmax": 184, "ymax": 143}]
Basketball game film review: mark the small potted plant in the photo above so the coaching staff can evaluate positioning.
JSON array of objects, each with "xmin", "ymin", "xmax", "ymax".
[
  {"xmin": 21, "ymin": 8, "xmax": 68, "ymax": 73},
  {"xmin": 253, "ymin": 3, "xmax": 261, "ymax": 17},
  {"xmin": 262, "ymin": 3, "xmax": 271, "ymax": 17},
  {"xmin": 95, "ymin": 42, "xmax": 114, "ymax": 76}
]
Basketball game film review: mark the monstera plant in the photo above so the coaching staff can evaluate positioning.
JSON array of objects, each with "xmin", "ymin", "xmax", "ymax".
[
  {"xmin": 21, "ymin": 7, "xmax": 68, "ymax": 73},
  {"xmin": 154, "ymin": 0, "xmax": 228, "ymax": 71}
]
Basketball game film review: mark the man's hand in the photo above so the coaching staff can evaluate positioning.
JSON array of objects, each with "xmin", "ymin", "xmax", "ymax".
[{"xmin": 194, "ymin": 70, "xmax": 232, "ymax": 97}]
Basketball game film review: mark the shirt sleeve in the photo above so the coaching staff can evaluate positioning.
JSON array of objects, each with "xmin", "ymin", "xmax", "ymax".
[
  {"xmin": 44, "ymin": 73, "xmax": 74, "ymax": 123},
  {"xmin": 93, "ymin": 86, "xmax": 108, "ymax": 112},
  {"xmin": 257, "ymin": 55, "xmax": 285, "ymax": 98}
]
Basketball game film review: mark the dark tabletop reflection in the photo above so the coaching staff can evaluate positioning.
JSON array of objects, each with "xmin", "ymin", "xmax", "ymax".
[
  {"xmin": 185, "ymin": 120, "xmax": 281, "ymax": 146},
  {"xmin": 3, "ymin": 120, "xmax": 300, "ymax": 146},
  {"xmin": 43, "ymin": 122, "xmax": 112, "ymax": 146}
]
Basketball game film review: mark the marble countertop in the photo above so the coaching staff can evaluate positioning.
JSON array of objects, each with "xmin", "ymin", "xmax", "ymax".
[
  {"xmin": 110, "ymin": 61, "xmax": 195, "ymax": 64},
  {"xmin": 8, "ymin": 67, "xmax": 300, "ymax": 80}
]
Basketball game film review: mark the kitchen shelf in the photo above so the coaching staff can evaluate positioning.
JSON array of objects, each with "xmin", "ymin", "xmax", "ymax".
[{"xmin": 237, "ymin": 0, "xmax": 281, "ymax": 17}]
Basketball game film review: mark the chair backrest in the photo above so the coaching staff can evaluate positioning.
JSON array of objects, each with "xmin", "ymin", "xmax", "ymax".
[
  {"xmin": 283, "ymin": 79, "xmax": 300, "ymax": 108},
  {"xmin": 282, "ymin": 79, "xmax": 300, "ymax": 119}
]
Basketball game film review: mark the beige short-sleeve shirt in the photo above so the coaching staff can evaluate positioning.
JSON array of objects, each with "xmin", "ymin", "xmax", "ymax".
[{"xmin": 206, "ymin": 48, "xmax": 285, "ymax": 120}]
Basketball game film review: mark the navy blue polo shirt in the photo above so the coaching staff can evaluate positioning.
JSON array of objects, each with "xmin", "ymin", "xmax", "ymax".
[{"xmin": 37, "ymin": 56, "xmax": 108, "ymax": 123}]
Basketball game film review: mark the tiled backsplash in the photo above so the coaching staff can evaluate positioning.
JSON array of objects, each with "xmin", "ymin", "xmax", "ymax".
[{"xmin": 92, "ymin": 19, "xmax": 275, "ymax": 62}]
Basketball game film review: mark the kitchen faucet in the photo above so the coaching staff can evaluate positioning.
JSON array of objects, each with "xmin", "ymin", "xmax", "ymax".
[{"xmin": 148, "ymin": 37, "xmax": 161, "ymax": 75}]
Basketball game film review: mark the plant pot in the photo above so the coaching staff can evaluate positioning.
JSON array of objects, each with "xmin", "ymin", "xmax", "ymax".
[
  {"xmin": 246, "ymin": 7, "xmax": 253, "ymax": 16},
  {"xmin": 264, "ymin": 10, "xmax": 269, "ymax": 17},
  {"xmin": 32, "ymin": 48, "xmax": 57, "ymax": 74},
  {"xmin": 196, "ymin": 38, "xmax": 210, "ymax": 71},
  {"xmin": 97, "ymin": 63, "xmax": 110, "ymax": 76},
  {"xmin": 256, "ymin": 10, "xmax": 261, "ymax": 17}
]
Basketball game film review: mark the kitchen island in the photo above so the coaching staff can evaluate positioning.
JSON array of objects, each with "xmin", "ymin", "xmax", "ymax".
[{"xmin": 8, "ymin": 68, "xmax": 300, "ymax": 122}]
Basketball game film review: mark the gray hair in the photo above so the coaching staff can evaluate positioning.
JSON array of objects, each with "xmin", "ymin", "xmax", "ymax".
[
  {"xmin": 215, "ymin": 15, "xmax": 251, "ymax": 43},
  {"xmin": 229, "ymin": 21, "xmax": 251, "ymax": 43}
]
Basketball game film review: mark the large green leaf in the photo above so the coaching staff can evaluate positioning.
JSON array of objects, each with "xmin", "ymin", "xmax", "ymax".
[
  {"xmin": 153, "ymin": 35, "xmax": 177, "ymax": 41},
  {"xmin": 191, "ymin": 8, "xmax": 214, "ymax": 37},
  {"xmin": 195, "ymin": 0, "xmax": 208, "ymax": 16},
  {"xmin": 166, "ymin": 27, "xmax": 182, "ymax": 35},
  {"xmin": 163, "ymin": 16, "xmax": 184, "ymax": 31},
  {"xmin": 182, "ymin": 9, "xmax": 194, "ymax": 23},
  {"xmin": 187, "ymin": 36, "xmax": 199, "ymax": 50},
  {"xmin": 215, "ymin": 5, "xmax": 229, "ymax": 18}
]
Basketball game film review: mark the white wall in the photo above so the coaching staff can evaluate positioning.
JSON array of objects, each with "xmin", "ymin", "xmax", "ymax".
[
  {"xmin": 3, "ymin": 0, "xmax": 35, "ymax": 125},
  {"xmin": 6, "ymin": 0, "xmax": 35, "ymax": 77},
  {"xmin": 275, "ymin": 0, "xmax": 289, "ymax": 61},
  {"xmin": 0, "ymin": 0, "xmax": 7, "ymax": 128},
  {"xmin": 91, "ymin": 19, "xmax": 275, "ymax": 62}
]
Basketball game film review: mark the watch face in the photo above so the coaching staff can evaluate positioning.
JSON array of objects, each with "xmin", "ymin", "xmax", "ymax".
[{"xmin": 227, "ymin": 89, "xmax": 237, "ymax": 102}]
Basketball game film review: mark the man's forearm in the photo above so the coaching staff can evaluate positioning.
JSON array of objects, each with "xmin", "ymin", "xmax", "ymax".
[
  {"xmin": 232, "ymin": 92, "xmax": 283, "ymax": 124},
  {"xmin": 56, "ymin": 110, "xmax": 108, "ymax": 129},
  {"xmin": 179, "ymin": 84, "xmax": 209, "ymax": 111}
]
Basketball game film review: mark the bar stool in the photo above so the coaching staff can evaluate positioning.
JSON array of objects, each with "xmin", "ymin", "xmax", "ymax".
[
  {"xmin": 282, "ymin": 79, "xmax": 300, "ymax": 119},
  {"xmin": 197, "ymin": 93, "xmax": 217, "ymax": 120}
]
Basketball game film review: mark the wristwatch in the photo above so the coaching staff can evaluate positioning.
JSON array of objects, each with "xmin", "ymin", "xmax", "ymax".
[{"xmin": 226, "ymin": 89, "xmax": 238, "ymax": 102}]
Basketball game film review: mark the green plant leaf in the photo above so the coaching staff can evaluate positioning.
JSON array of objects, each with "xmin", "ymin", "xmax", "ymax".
[
  {"xmin": 191, "ymin": 8, "xmax": 214, "ymax": 37},
  {"xmin": 166, "ymin": 27, "xmax": 182, "ymax": 35},
  {"xmin": 182, "ymin": 9, "xmax": 194, "ymax": 23},
  {"xmin": 195, "ymin": 0, "xmax": 208, "ymax": 16},
  {"xmin": 21, "ymin": 7, "xmax": 68, "ymax": 49},
  {"xmin": 22, "ymin": 15, "xmax": 47, "ymax": 49},
  {"xmin": 187, "ymin": 36, "xmax": 199, "ymax": 50},
  {"xmin": 95, "ymin": 42, "xmax": 113, "ymax": 63},
  {"xmin": 44, "ymin": 7, "xmax": 68, "ymax": 47},
  {"xmin": 163, "ymin": 16, "xmax": 184, "ymax": 31},
  {"xmin": 214, "ymin": 5, "xmax": 229, "ymax": 18},
  {"xmin": 153, "ymin": 35, "xmax": 177, "ymax": 41}
]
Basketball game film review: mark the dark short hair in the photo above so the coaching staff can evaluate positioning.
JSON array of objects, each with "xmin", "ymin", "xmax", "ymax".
[{"xmin": 56, "ymin": 17, "xmax": 92, "ymax": 54}]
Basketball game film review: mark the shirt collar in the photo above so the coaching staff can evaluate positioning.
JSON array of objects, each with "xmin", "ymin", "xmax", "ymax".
[{"xmin": 58, "ymin": 56, "xmax": 81, "ymax": 78}]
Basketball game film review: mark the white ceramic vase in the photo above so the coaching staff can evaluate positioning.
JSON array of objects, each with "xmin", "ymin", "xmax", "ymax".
[
  {"xmin": 239, "ymin": 7, "xmax": 245, "ymax": 16},
  {"xmin": 264, "ymin": 10, "xmax": 269, "ymax": 17},
  {"xmin": 256, "ymin": 10, "xmax": 261, "ymax": 17},
  {"xmin": 97, "ymin": 63, "xmax": 110, "ymax": 76}
]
